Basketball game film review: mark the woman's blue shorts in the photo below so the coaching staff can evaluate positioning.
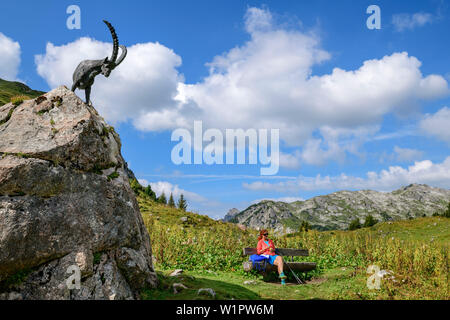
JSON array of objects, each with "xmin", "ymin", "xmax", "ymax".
[{"xmin": 267, "ymin": 255, "xmax": 278, "ymax": 265}]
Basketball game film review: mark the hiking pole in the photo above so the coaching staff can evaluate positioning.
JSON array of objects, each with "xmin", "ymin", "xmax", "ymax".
[{"xmin": 283, "ymin": 257, "xmax": 305, "ymax": 284}]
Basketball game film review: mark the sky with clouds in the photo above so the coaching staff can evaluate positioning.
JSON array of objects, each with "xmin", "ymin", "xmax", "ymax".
[{"xmin": 0, "ymin": 0, "xmax": 449, "ymax": 219}]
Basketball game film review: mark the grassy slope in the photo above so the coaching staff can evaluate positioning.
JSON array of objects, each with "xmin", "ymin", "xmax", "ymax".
[
  {"xmin": 0, "ymin": 78, "xmax": 44, "ymax": 105},
  {"xmin": 138, "ymin": 194, "xmax": 449, "ymax": 300},
  {"xmin": 292, "ymin": 216, "xmax": 450, "ymax": 245}
]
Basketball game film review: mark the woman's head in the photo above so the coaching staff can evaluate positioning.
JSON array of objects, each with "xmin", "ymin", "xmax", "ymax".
[{"xmin": 258, "ymin": 229, "xmax": 269, "ymax": 241}]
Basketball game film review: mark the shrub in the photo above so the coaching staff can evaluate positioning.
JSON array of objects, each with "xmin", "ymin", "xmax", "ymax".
[
  {"xmin": 348, "ymin": 218, "xmax": 361, "ymax": 230},
  {"xmin": 363, "ymin": 215, "xmax": 378, "ymax": 228},
  {"xmin": 299, "ymin": 220, "xmax": 310, "ymax": 232},
  {"xmin": 443, "ymin": 203, "xmax": 450, "ymax": 218}
]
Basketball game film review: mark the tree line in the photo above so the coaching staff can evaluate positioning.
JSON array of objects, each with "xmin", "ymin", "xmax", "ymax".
[{"xmin": 130, "ymin": 179, "xmax": 188, "ymax": 211}]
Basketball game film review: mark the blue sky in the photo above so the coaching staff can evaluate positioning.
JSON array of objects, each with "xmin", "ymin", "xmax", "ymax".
[{"xmin": 1, "ymin": 0, "xmax": 449, "ymax": 219}]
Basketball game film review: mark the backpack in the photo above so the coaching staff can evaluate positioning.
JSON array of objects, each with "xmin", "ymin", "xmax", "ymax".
[{"xmin": 249, "ymin": 254, "xmax": 269, "ymax": 272}]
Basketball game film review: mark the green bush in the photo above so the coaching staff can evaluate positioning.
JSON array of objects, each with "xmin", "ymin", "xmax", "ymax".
[
  {"xmin": 348, "ymin": 218, "xmax": 361, "ymax": 230},
  {"xmin": 443, "ymin": 203, "xmax": 450, "ymax": 218},
  {"xmin": 363, "ymin": 215, "xmax": 378, "ymax": 228},
  {"xmin": 299, "ymin": 220, "xmax": 310, "ymax": 232}
]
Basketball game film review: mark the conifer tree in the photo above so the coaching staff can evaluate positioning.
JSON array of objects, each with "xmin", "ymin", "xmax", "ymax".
[
  {"xmin": 168, "ymin": 193, "xmax": 175, "ymax": 207},
  {"xmin": 177, "ymin": 194, "xmax": 187, "ymax": 211},
  {"xmin": 144, "ymin": 185, "xmax": 156, "ymax": 201},
  {"xmin": 158, "ymin": 192, "xmax": 167, "ymax": 205}
]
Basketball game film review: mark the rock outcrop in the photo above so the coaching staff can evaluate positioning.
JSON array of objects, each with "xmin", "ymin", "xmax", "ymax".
[
  {"xmin": 0, "ymin": 86, "xmax": 158, "ymax": 299},
  {"xmin": 222, "ymin": 208, "xmax": 240, "ymax": 222},
  {"xmin": 232, "ymin": 184, "xmax": 450, "ymax": 232}
]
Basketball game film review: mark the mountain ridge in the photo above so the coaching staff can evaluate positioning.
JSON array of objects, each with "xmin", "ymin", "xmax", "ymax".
[{"xmin": 229, "ymin": 184, "xmax": 450, "ymax": 232}]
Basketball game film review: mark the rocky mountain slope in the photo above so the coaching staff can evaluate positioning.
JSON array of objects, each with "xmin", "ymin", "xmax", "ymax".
[
  {"xmin": 222, "ymin": 208, "xmax": 240, "ymax": 222},
  {"xmin": 230, "ymin": 184, "xmax": 450, "ymax": 232},
  {"xmin": 0, "ymin": 86, "xmax": 158, "ymax": 299}
]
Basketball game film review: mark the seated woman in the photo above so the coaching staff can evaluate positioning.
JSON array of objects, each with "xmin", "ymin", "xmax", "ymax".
[{"xmin": 257, "ymin": 229, "xmax": 287, "ymax": 285}]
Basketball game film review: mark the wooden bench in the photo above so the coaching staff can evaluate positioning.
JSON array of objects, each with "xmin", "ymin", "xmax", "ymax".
[{"xmin": 242, "ymin": 248, "xmax": 316, "ymax": 273}]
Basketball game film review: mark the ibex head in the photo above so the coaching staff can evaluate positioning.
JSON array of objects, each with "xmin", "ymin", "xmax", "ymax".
[{"xmin": 101, "ymin": 20, "xmax": 127, "ymax": 77}]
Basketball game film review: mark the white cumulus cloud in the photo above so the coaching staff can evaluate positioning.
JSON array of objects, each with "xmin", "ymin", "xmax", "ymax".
[
  {"xmin": 243, "ymin": 157, "xmax": 450, "ymax": 192},
  {"xmin": 177, "ymin": 7, "xmax": 448, "ymax": 149},
  {"xmin": 420, "ymin": 107, "xmax": 450, "ymax": 143},
  {"xmin": 35, "ymin": 37, "xmax": 189, "ymax": 127},
  {"xmin": 0, "ymin": 32, "xmax": 21, "ymax": 80}
]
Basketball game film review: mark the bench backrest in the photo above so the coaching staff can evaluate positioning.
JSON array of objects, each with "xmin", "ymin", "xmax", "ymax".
[{"xmin": 243, "ymin": 247, "xmax": 309, "ymax": 256}]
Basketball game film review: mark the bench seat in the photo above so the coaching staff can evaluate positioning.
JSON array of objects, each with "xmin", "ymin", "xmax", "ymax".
[{"xmin": 242, "ymin": 247, "xmax": 317, "ymax": 273}]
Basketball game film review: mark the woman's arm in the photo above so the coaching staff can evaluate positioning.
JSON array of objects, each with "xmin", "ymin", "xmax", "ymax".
[
  {"xmin": 269, "ymin": 240, "xmax": 276, "ymax": 252},
  {"xmin": 257, "ymin": 240, "xmax": 267, "ymax": 255}
]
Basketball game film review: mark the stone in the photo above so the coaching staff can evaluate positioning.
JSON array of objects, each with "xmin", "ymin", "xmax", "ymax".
[
  {"xmin": 206, "ymin": 270, "xmax": 217, "ymax": 275},
  {"xmin": 8, "ymin": 292, "xmax": 23, "ymax": 300},
  {"xmin": 0, "ymin": 87, "xmax": 157, "ymax": 299},
  {"xmin": 180, "ymin": 217, "xmax": 188, "ymax": 223},
  {"xmin": 169, "ymin": 269, "xmax": 183, "ymax": 277},
  {"xmin": 243, "ymin": 280, "xmax": 258, "ymax": 285},
  {"xmin": 172, "ymin": 283, "xmax": 188, "ymax": 294},
  {"xmin": 197, "ymin": 288, "xmax": 216, "ymax": 298}
]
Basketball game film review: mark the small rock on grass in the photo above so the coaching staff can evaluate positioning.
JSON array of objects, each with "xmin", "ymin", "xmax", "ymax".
[
  {"xmin": 198, "ymin": 288, "xmax": 216, "ymax": 298},
  {"xmin": 173, "ymin": 283, "xmax": 188, "ymax": 294},
  {"xmin": 206, "ymin": 270, "xmax": 217, "ymax": 275},
  {"xmin": 170, "ymin": 269, "xmax": 183, "ymax": 277},
  {"xmin": 243, "ymin": 280, "xmax": 258, "ymax": 285}
]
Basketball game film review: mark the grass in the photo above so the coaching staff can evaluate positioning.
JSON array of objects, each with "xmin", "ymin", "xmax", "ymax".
[
  {"xmin": 107, "ymin": 171, "xmax": 119, "ymax": 181},
  {"xmin": 137, "ymin": 189, "xmax": 449, "ymax": 300},
  {"xmin": 143, "ymin": 267, "xmax": 425, "ymax": 300}
]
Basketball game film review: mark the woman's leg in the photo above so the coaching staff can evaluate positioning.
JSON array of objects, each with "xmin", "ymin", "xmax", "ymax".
[{"xmin": 273, "ymin": 256, "xmax": 284, "ymax": 274}]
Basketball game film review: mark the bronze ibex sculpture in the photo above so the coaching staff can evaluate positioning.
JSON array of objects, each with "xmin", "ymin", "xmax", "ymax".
[{"xmin": 71, "ymin": 20, "xmax": 127, "ymax": 105}]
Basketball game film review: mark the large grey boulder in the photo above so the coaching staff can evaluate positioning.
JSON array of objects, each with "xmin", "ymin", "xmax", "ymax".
[{"xmin": 0, "ymin": 86, "xmax": 157, "ymax": 299}]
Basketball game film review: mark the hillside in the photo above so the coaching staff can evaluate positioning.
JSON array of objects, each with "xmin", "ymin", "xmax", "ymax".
[
  {"xmin": 230, "ymin": 184, "xmax": 450, "ymax": 232},
  {"xmin": 0, "ymin": 78, "xmax": 44, "ymax": 105}
]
